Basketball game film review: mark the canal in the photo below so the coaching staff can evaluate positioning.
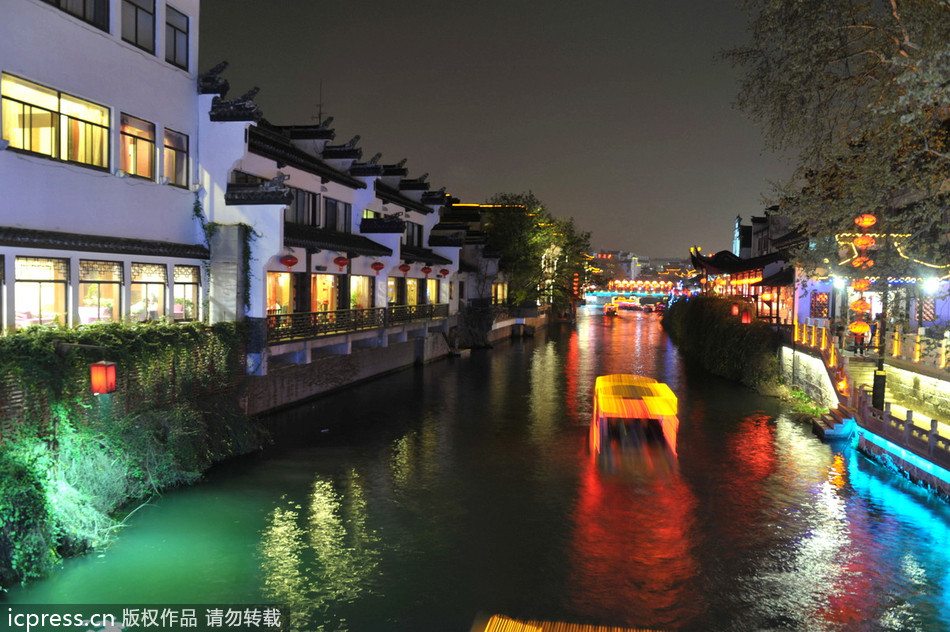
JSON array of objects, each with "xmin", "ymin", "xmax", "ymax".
[{"xmin": 8, "ymin": 307, "xmax": 950, "ymax": 631}]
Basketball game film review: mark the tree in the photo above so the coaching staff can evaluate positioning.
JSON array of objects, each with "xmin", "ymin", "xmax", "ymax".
[
  {"xmin": 723, "ymin": 0, "xmax": 950, "ymax": 273},
  {"xmin": 482, "ymin": 192, "xmax": 591, "ymax": 313}
]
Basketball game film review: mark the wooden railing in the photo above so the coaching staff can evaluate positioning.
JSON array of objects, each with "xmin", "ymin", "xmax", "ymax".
[{"xmin": 266, "ymin": 303, "xmax": 449, "ymax": 343}]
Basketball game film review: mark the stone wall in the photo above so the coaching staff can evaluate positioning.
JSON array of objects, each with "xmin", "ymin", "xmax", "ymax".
[
  {"xmin": 883, "ymin": 364, "xmax": 950, "ymax": 422},
  {"xmin": 779, "ymin": 345, "xmax": 838, "ymax": 408}
]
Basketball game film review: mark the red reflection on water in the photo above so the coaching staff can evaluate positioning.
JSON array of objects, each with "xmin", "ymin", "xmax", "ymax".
[
  {"xmin": 565, "ymin": 444, "xmax": 704, "ymax": 629},
  {"xmin": 564, "ymin": 328, "xmax": 581, "ymax": 420}
]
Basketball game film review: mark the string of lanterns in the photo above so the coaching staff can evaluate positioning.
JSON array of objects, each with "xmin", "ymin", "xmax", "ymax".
[{"xmin": 849, "ymin": 213, "xmax": 877, "ymax": 337}]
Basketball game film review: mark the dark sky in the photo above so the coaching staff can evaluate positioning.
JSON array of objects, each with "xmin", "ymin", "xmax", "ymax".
[{"xmin": 199, "ymin": 0, "xmax": 791, "ymax": 259}]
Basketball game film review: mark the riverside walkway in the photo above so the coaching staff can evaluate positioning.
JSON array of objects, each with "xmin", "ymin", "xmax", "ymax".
[{"xmin": 793, "ymin": 321, "xmax": 950, "ymax": 495}]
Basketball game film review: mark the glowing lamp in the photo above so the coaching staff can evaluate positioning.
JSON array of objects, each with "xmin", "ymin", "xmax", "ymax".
[
  {"xmin": 741, "ymin": 310, "xmax": 752, "ymax": 324},
  {"xmin": 90, "ymin": 361, "xmax": 117, "ymax": 395},
  {"xmin": 421, "ymin": 266, "xmax": 432, "ymax": 278},
  {"xmin": 837, "ymin": 376, "xmax": 848, "ymax": 393},
  {"xmin": 333, "ymin": 256, "xmax": 349, "ymax": 271},
  {"xmin": 439, "ymin": 269, "xmax": 450, "ymax": 277},
  {"xmin": 850, "ymin": 298, "xmax": 871, "ymax": 313},
  {"xmin": 761, "ymin": 292, "xmax": 772, "ymax": 302},
  {"xmin": 849, "ymin": 320, "xmax": 870, "ymax": 335},
  {"xmin": 851, "ymin": 256, "xmax": 874, "ymax": 269},
  {"xmin": 279, "ymin": 254, "xmax": 298, "ymax": 270},
  {"xmin": 370, "ymin": 261, "xmax": 385, "ymax": 275},
  {"xmin": 852, "ymin": 278, "xmax": 872, "ymax": 292},
  {"xmin": 852, "ymin": 234, "xmax": 876, "ymax": 250},
  {"xmin": 854, "ymin": 214, "xmax": 878, "ymax": 228},
  {"xmin": 731, "ymin": 304, "xmax": 740, "ymax": 316},
  {"xmin": 398, "ymin": 263, "xmax": 412, "ymax": 276}
]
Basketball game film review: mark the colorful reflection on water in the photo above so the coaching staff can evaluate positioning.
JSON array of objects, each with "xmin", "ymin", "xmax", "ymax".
[{"xmin": 8, "ymin": 307, "xmax": 950, "ymax": 631}]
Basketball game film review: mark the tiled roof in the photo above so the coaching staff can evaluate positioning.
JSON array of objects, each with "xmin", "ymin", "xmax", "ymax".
[
  {"xmin": 400, "ymin": 245, "xmax": 453, "ymax": 266},
  {"xmin": 225, "ymin": 182, "xmax": 294, "ymax": 206},
  {"xmin": 209, "ymin": 87, "xmax": 263, "ymax": 122},
  {"xmin": 283, "ymin": 223, "xmax": 391, "ymax": 257},
  {"xmin": 690, "ymin": 249, "xmax": 784, "ymax": 275},
  {"xmin": 248, "ymin": 126, "xmax": 366, "ymax": 190},
  {"xmin": 375, "ymin": 181, "xmax": 433, "ymax": 215},
  {"xmin": 0, "ymin": 226, "xmax": 208, "ymax": 259},
  {"xmin": 197, "ymin": 61, "xmax": 230, "ymax": 96}
]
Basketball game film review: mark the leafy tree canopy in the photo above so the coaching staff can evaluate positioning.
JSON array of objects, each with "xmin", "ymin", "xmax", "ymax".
[{"xmin": 724, "ymin": 0, "xmax": 950, "ymax": 275}]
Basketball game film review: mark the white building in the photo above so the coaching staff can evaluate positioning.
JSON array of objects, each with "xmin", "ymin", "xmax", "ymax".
[{"xmin": 1, "ymin": 0, "xmax": 206, "ymax": 329}]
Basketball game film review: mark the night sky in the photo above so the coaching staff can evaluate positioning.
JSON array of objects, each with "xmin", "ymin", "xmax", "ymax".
[{"xmin": 199, "ymin": 0, "xmax": 792, "ymax": 259}]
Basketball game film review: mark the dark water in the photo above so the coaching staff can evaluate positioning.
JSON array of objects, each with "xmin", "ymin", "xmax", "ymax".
[{"xmin": 8, "ymin": 308, "xmax": 950, "ymax": 631}]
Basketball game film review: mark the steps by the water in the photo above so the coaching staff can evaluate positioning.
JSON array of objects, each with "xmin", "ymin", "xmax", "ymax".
[{"xmin": 813, "ymin": 404, "xmax": 857, "ymax": 440}]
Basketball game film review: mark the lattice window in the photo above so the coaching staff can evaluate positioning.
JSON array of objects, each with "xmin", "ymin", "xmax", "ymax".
[
  {"xmin": 810, "ymin": 291, "xmax": 829, "ymax": 318},
  {"xmin": 80, "ymin": 259, "xmax": 123, "ymax": 281},
  {"xmin": 131, "ymin": 262, "xmax": 167, "ymax": 283}
]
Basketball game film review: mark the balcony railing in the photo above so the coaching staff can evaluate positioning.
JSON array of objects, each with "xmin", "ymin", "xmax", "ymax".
[{"xmin": 267, "ymin": 303, "xmax": 449, "ymax": 343}]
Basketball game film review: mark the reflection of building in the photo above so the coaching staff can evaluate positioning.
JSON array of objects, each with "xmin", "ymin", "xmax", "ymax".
[{"xmin": 1, "ymin": 0, "xmax": 207, "ymax": 330}]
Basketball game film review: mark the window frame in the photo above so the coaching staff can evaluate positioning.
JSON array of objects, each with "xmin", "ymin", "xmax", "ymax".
[
  {"xmin": 1, "ymin": 73, "xmax": 110, "ymax": 170},
  {"xmin": 173, "ymin": 265, "xmax": 200, "ymax": 321},
  {"xmin": 120, "ymin": 113, "xmax": 156, "ymax": 180},
  {"xmin": 42, "ymin": 0, "xmax": 109, "ymax": 32},
  {"xmin": 78, "ymin": 259, "xmax": 123, "ymax": 324},
  {"xmin": 164, "ymin": 5, "xmax": 189, "ymax": 70},
  {"xmin": 122, "ymin": 0, "xmax": 155, "ymax": 53},
  {"xmin": 162, "ymin": 127, "xmax": 188, "ymax": 188},
  {"xmin": 14, "ymin": 257, "xmax": 69, "ymax": 329}
]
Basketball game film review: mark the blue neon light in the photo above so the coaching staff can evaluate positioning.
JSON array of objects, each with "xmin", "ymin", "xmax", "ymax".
[{"xmin": 853, "ymin": 426, "xmax": 950, "ymax": 487}]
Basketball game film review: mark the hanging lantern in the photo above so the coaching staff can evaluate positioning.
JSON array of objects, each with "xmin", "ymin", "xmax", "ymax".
[
  {"xmin": 761, "ymin": 292, "xmax": 772, "ymax": 302},
  {"xmin": 279, "ymin": 253, "xmax": 298, "ymax": 271},
  {"xmin": 850, "ymin": 298, "xmax": 872, "ymax": 313},
  {"xmin": 849, "ymin": 320, "xmax": 871, "ymax": 335},
  {"xmin": 741, "ymin": 310, "xmax": 752, "ymax": 324},
  {"xmin": 398, "ymin": 263, "xmax": 412, "ymax": 277},
  {"xmin": 851, "ymin": 256, "xmax": 874, "ymax": 269},
  {"xmin": 333, "ymin": 256, "xmax": 349, "ymax": 271},
  {"xmin": 90, "ymin": 360, "xmax": 117, "ymax": 395},
  {"xmin": 421, "ymin": 266, "xmax": 432, "ymax": 278},
  {"xmin": 439, "ymin": 268, "xmax": 450, "ymax": 277},
  {"xmin": 852, "ymin": 234, "xmax": 876, "ymax": 250},
  {"xmin": 854, "ymin": 214, "xmax": 878, "ymax": 229},
  {"xmin": 852, "ymin": 278, "xmax": 872, "ymax": 292},
  {"xmin": 370, "ymin": 261, "xmax": 385, "ymax": 275},
  {"xmin": 731, "ymin": 304, "xmax": 740, "ymax": 316}
]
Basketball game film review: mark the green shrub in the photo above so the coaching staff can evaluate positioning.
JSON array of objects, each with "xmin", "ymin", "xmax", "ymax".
[{"xmin": 0, "ymin": 446, "xmax": 56, "ymax": 588}]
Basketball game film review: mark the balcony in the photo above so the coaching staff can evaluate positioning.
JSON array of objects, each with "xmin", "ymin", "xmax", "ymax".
[{"xmin": 267, "ymin": 303, "xmax": 450, "ymax": 343}]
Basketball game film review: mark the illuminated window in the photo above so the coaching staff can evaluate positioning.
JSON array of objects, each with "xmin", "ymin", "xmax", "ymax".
[
  {"xmin": 130, "ymin": 263, "xmax": 166, "ymax": 321},
  {"xmin": 1, "ymin": 73, "xmax": 109, "ymax": 168},
  {"xmin": 492, "ymin": 282, "xmax": 508, "ymax": 305},
  {"xmin": 120, "ymin": 113, "xmax": 155, "ymax": 179},
  {"xmin": 426, "ymin": 278, "xmax": 438, "ymax": 304},
  {"xmin": 349, "ymin": 275, "xmax": 372, "ymax": 309},
  {"xmin": 79, "ymin": 260, "xmax": 122, "ymax": 324},
  {"xmin": 387, "ymin": 277, "xmax": 400, "ymax": 305},
  {"xmin": 310, "ymin": 274, "xmax": 338, "ymax": 312},
  {"xmin": 122, "ymin": 0, "xmax": 155, "ymax": 53},
  {"xmin": 14, "ymin": 257, "xmax": 68, "ymax": 328},
  {"xmin": 173, "ymin": 265, "xmax": 200, "ymax": 321},
  {"xmin": 42, "ymin": 0, "xmax": 109, "ymax": 31},
  {"xmin": 267, "ymin": 272, "xmax": 292, "ymax": 314},
  {"xmin": 810, "ymin": 291, "xmax": 829, "ymax": 318},
  {"xmin": 163, "ymin": 128, "xmax": 188, "ymax": 187},
  {"xmin": 406, "ymin": 278, "xmax": 421, "ymax": 305},
  {"xmin": 164, "ymin": 5, "xmax": 188, "ymax": 69}
]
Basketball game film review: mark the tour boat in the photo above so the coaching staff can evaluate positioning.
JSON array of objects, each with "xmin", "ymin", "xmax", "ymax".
[
  {"xmin": 604, "ymin": 302, "xmax": 619, "ymax": 316},
  {"xmin": 589, "ymin": 374, "xmax": 679, "ymax": 455}
]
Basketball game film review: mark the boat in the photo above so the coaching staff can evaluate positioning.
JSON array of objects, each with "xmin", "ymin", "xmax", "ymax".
[
  {"xmin": 589, "ymin": 374, "xmax": 678, "ymax": 455},
  {"xmin": 603, "ymin": 302, "xmax": 618, "ymax": 316}
]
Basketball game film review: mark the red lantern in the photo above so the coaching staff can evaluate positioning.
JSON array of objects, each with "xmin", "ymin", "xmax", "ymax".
[
  {"xmin": 333, "ymin": 256, "xmax": 349, "ymax": 271},
  {"xmin": 439, "ymin": 269, "xmax": 450, "ymax": 277},
  {"xmin": 741, "ymin": 310, "xmax": 752, "ymax": 324},
  {"xmin": 398, "ymin": 263, "xmax": 412, "ymax": 277},
  {"xmin": 854, "ymin": 214, "xmax": 878, "ymax": 229},
  {"xmin": 852, "ymin": 278, "xmax": 872, "ymax": 292},
  {"xmin": 852, "ymin": 234, "xmax": 876, "ymax": 250},
  {"xmin": 849, "ymin": 320, "xmax": 870, "ymax": 335},
  {"xmin": 850, "ymin": 298, "xmax": 871, "ymax": 313},
  {"xmin": 852, "ymin": 256, "xmax": 874, "ymax": 269},
  {"xmin": 90, "ymin": 360, "xmax": 116, "ymax": 395},
  {"xmin": 371, "ymin": 261, "xmax": 385, "ymax": 275},
  {"xmin": 279, "ymin": 253, "xmax": 298, "ymax": 271},
  {"xmin": 731, "ymin": 304, "xmax": 740, "ymax": 316},
  {"xmin": 421, "ymin": 266, "xmax": 432, "ymax": 278}
]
